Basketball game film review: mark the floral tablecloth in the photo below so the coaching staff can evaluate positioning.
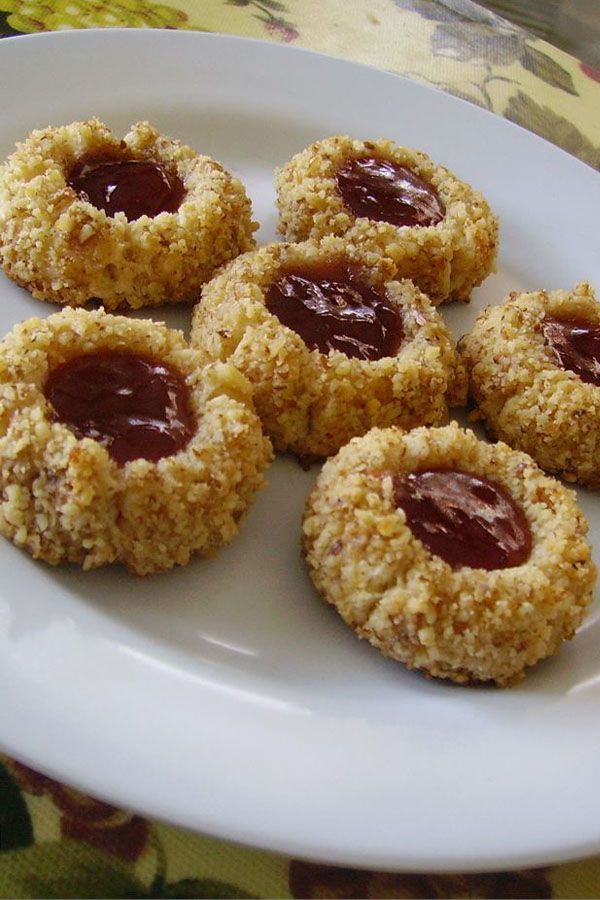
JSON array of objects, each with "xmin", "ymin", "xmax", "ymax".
[{"xmin": 1, "ymin": 2, "xmax": 600, "ymax": 898}]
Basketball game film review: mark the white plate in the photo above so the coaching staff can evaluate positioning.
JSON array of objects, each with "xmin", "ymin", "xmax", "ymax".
[{"xmin": 1, "ymin": 29, "xmax": 600, "ymax": 874}]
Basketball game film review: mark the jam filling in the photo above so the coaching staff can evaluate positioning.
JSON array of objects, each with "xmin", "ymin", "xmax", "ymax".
[
  {"xmin": 336, "ymin": 157, "xmax": 445, "ymax": 228},
  {"xmin": 45, "ymin": 350, "xmax": 195, "ymax": 465},
  {"xmin": 265, "ymin": 262, "xmax": 404, "ymax": 360},
  {"xmin": 393, "ymin": 469, "xmax": 532, "ymax": 570},
  {"xmin": 69, "ymin": 157, "xmax": 185, "ymax": 220},
  {"xmin": 543, "ymin": 315, "xmax": 600, "ymax": 387}
]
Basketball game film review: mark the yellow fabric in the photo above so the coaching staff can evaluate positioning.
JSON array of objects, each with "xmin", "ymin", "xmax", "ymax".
[
  {"xmin": 1, "ymin": 0, "xmax": 597, "ymax": 164},
  {"xmin": 170, "ymin": 0, "xmax": 600, "ymax": 159},
  {"xmin": 0, "ymin": 2, "xmax": 599, "ymax": 898}
]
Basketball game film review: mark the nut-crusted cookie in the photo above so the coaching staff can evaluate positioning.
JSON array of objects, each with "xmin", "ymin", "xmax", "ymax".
[
  {"xmin": 0, "ymin": 118, "xmax": 257, "ymax": 309},
  {"xmin": 275, "ymin": 136, "xmax": 498, "ymax": 304},
  {"xmin": 303, "ymin": 424, "xmax": 595, "ymax": 686},
  {"xmin": 0, "ymin": 308, "xmax": 272, "ymax": 575},
  {"xmin": 460, "ymin": 282, "xmax": 600, "ymax": 487},
  {"xmin": 191, "ymin": 237, "xmax": 466, "ymax": 461}
]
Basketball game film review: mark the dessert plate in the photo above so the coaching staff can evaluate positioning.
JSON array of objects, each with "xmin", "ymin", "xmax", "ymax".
[{"xmin": 1, "ymin": 29, "xmax": 600, "ymax": 873}]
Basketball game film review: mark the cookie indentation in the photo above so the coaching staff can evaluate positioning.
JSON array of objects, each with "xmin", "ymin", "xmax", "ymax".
[
  {"xmin": 45, "ymin": 350, "xmax": 195, "ymax": 465},
  {"xmin": 336, "ymin": 157, "xmax": 445, "ymax": 228},
  {"xmin": 69, "ymin": 158, "xmax": 185, "ymax": 220},
  {"xmin": 393, "ymin": 469, "xmax": 531, "ymax": 570},
  {"xmin": 266, "ymin": 262, "xmax": 403, "ymax": 361}
]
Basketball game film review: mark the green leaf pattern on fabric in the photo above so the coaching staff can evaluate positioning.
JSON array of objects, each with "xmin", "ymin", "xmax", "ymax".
[
  {"xmin": 520, "ymin": 43, "xmax": 578, "ymax": 95},
  {"xmin": 0, "ymin": 834, "xmax": 257, "ymax": 899},
  {"xmin": 394, "ymin": 0, "xmax": 580, "ymax": 102},
  {"xmin": 0, "ymin": 762, "xmax": 33, "ymax": 852},
  {"xmin": 388, "ymin": 0, "xmax": 600, "ymax": 165},
  {"xmin": 0, "ymin": 841, "xmax": 146, "ymax": 899},
  {"xmin": 159, "ymin": 878, "xmax": 254, "ymax": 898},
  {"xmin": 505, "ymin": 91, "xmax": 600, "ymax": 169}
]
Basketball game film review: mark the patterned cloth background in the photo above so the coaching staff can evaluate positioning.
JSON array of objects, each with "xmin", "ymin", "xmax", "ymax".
[
  {"xmin": 1, "ymin": 2, "xmax": 600, "ymax": 899},
  {"xmin": 0, "ymin": 0, "xmax": 598, "ymax": 168}
]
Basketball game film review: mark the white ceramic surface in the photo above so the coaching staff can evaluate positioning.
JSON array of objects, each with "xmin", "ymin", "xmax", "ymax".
[{"xmin": 1, "ymin": 29, "xmax": 600, "ymax": 873}]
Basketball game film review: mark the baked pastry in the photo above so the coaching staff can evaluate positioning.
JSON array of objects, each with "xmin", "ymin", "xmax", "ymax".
[
  {"xmin": 275, "ymin": 135, "xmax": 498, "ymax": 304},
  {"xmin": 460, "ymin": 282, "xmax": 600, "ymax": 487},
  {"xmin": 303, "ymin": 423, "xmax": 595, "ymax": 686},
  {"xmin": 0, "ymin": 308, "xmax": 272, "ymax": 575},
  {"xmin": 0, "ymin": 118, "xmax": 256, "ymax": 309},
  {"xmin": 191, "ymin": 237, "xmax": 466, "ymax": 461}
]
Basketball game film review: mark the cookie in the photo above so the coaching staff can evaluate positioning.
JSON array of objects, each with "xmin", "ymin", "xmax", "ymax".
[
  {"xmin": 275, "ymin": 135, "xmax": 498, "ymax": 304},
  {"xmin": 0, "ymin": 308, "xmax": 272, "ymax": 575},
  {"xmin": 191, "ymin": 237, "xmax": 466, "ymax": 460},
  {"xmin": 0, "ymin": 118, "xmax": 257, "ymax": 309},
  {"xmin": 459, "ymin": 281, "xmax": 600, "ymax": 487},
  {"xmin": 302, "ymin": 424, "xmax": 595, "ymax": 686}
]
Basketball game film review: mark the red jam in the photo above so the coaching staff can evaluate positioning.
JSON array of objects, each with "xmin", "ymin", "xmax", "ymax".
[
  {"xmin": 265, "ymin": 262, "xmax": 404, "ymax": 361},
  {"xmin": 543, "ymin": 315, "xmax": 600, "ymax": 387},
  {"xmin": 393, "ymin": 469, "xmax": 532, "ymax": 570},
  {"xmin": 45, "ymin": 350, "xmax": 195, "ymax": 465},
  {"xmin": 69, "ymin": 158, "xmax": 185, "ymax": 220},
  {"xmin": 336, "ymin": 157, "xmax": 445, "ymax": 228}
]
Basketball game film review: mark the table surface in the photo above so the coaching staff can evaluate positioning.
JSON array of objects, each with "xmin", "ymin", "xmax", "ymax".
[{"xmin": 1, "ymin": 1, "xmax": 599, "ymax": 898}]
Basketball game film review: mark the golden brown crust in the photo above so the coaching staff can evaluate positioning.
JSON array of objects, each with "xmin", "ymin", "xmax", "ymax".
[
  {"xmin": 191, "ymin": 237, "xmax": 466, "ymax": 459},
  {"xmin": 0, "ymin": 308, "xmax": 273, "ymax": 575},
  {"xmin": 0, "ymin": 119, "xmax": 257, "ymax": 310},
  {"xmin": 275, "ymin": 136, "xmax": 498, "ymax": 304},
  {"xmin": 302, "ymin": 423, "xmax": 595, "ymax": 686},
  {"xmin": 459, "ymin": 282, "xmax": 600, "ymax": 487}
]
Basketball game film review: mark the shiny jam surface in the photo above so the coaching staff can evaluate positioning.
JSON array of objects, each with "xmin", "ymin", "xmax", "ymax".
[
  {"xmin": 393, "ymin": 469, "xmax": 532, "ymax": 570},
  {"xmin": 543, "ymin": 315, "xmax": 600, "ymax": 387},
  {"xmin": 265, "ymin": 261, "xmax": 404, "ymax": 360},
  {"xmin": 336, "ymin": 157, "xmax": 445, "ymax": 228},
  {"xmin": 68, "ymin": 157, "xmax": 185, "ymax": 220},
  {"xmin": 45, "ymin": 350, "xmax": 195, "ymax": 466}
]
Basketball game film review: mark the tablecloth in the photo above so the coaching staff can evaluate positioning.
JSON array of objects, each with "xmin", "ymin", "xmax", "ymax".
[{"xmin": 1, "ymin": 1, "xmax": 600, "ymax": 898}]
